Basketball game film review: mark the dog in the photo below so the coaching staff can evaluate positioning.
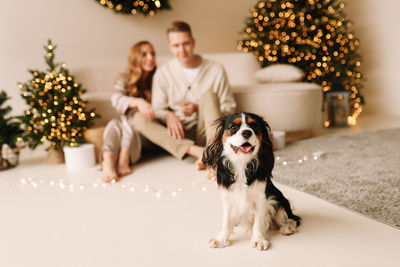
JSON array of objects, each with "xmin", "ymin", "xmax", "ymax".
[{"xmin": 202, "ymin": 112, "xmax": 301, "ymax": 251}]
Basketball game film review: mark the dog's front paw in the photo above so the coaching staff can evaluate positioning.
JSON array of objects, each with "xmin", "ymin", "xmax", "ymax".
[
  {"xmin": 209, "ymin": 238, "xmax": 231, "ymax": 248},
  {"xmin": 251, "ymin": 237, "xmax": 270, "ymax": 251}
]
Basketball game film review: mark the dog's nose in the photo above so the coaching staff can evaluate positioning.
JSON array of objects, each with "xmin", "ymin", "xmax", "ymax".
[{"xmin": 241, "ymin": 130, "xmax": 252, "ymax": 139}]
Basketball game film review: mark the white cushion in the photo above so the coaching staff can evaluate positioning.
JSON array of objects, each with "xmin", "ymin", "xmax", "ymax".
[{"xmin": 254, "ymin": 64, "xmax": 305, "ymax": 83}]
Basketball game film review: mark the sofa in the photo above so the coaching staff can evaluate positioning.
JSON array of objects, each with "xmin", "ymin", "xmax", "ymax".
[{"xmin": 80, "ymin": 52, "xmax": 322, "ymax": 142}]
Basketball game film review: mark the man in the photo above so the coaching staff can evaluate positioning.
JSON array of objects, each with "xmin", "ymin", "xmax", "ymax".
[{"xmin": 132, "ymin": 21, "xmax": 236, "ymax": 171}]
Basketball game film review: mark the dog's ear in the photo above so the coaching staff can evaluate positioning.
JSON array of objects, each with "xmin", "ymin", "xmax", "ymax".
[
  {"xmin": 258, "ymin": 118, "xmax": 275, "ymax": 179},
  {"xmin": 202, "ymin": 117, "xmax": 225, "ymax": 169}
]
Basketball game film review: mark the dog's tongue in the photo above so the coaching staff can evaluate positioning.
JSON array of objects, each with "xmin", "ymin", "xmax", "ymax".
[{"xmin": 240, "ymin": 143, "xmax": 253, "ymax": 152}]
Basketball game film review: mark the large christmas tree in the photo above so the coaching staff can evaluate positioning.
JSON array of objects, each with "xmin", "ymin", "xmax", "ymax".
[
  {"xmin": 19, "ymin": 40, "xmax": 97, "ymax": 151},
  {"xmin": 238, "ymin": 0, "xmax": 363, "ymax": 126}
]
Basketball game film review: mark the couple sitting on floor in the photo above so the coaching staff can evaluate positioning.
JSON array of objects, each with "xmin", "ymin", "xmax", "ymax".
[{"xmin": 101, "ymin": 20, "xmax": 237, "ymax": 183}]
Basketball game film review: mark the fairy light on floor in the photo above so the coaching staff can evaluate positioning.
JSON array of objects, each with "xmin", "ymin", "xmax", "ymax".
[
  {"xmin": 275, "ymin": 150, "xmax": 325, "ymax": 166},
  {"xmin": 8, "ymin": 176, "xmax": 216, "ymax": 200},
  {"xmin": 4, "ymin": 151, "xmax": 325, "ymax": 198}
]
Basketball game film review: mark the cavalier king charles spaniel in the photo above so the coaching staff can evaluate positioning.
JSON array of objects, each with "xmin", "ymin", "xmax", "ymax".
[{"xmin": 203, "ymin": 112, "xmax": 301, "ymax": 251}]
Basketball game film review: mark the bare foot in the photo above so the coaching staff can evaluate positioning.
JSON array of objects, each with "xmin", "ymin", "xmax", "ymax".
[
  {"xmin": 196, "ymin": 158, "xmax": 206, "ymax": 170},
  {"xmin": 205, "ymin": 168, "xmax": 217, "ymax": 181},
  {"xmin": 102, "ymin": 151, "xmax": 118, "ymax": 183},
  {"xmin": 117, "ymin": 164, "xmax": 132, "ymax": 177},
  {"xmin": 117, "ymin": 148, "xmax": 132, "ymax": 177},
  {"xmin": 188, "ymin": 145, "xmax": 205, "ymax": 170}
]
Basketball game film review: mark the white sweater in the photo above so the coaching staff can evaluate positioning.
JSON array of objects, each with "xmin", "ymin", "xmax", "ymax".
[{"xmin": 151, "ymin": 57, "xmax": 236, "ymax": 128}]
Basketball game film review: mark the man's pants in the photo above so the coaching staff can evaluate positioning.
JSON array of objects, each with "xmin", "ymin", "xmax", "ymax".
[{"xmin": 131, "ymin": 91, "xmax": 222, "ymax": 160}]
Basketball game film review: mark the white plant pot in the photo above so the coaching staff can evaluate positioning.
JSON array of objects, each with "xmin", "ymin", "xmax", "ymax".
[{"xmin": 63, "ymin": 144, "xmax": 96, "ymax": 171}]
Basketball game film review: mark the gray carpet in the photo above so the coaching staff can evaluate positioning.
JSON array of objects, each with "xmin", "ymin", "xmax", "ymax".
[{"xmin": 273, "ymin": 128, "xmax": 400, "ymax": 228}]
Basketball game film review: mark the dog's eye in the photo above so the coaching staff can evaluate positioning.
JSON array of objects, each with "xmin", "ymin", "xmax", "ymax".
[
  {"xmin": 251, "ymin": 124, "xmax": 259, "ymax": 131},
  {"xmin": 229, "ymin": 125, "xmax": 239, "ymax": 132}
]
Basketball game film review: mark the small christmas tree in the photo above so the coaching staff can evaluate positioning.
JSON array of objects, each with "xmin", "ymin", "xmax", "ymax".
[
  {"xmin": 238, "ymin": 0, "xmax": 364, "ymax": 126},
  {"xmin": 0, "ymin": 90, "xmax": 23, "ymax": 169},
  {"xmin": 19, "ymin": 40, "xmax": 97, "ymax": 151}
]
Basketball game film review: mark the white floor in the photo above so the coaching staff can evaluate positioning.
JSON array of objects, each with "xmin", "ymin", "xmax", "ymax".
[{"xmin": 1, "ymin": 115, "xmax": 400, "ymax": 267}]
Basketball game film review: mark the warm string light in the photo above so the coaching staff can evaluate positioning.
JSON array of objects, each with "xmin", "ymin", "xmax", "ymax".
[
  {"xmin": 275, "ymin": 150, "xmax": 324, "ymax": 166},
  {"xmin": 96, "ymin": 0, "xmax": 170, "ymax": 16},
  {"xmin": 239, "ymin": 0, "xmax": 363, "ymax": 124},
  {"xmin": 9, "ymin": 177, "xmax": 215, "ymax": 199},
  {"xmin": 1, "ymin": 151, "xmax": 325, "ymax": 197}
]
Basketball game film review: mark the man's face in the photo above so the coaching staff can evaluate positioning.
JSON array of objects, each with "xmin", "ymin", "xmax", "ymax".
[{"xmin": 168, "ymin": 31, "xmax": 195, "ymax": 65}]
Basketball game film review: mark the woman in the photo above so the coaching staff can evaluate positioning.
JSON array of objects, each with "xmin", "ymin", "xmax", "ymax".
[{"xmin": 101, "ymin": 41, "xmax": 156, "ymax": 183}]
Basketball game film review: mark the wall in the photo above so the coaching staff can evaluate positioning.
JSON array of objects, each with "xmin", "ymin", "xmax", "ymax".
[
  {"xmin": 1, "ymin": 0, "xmax": 399, "ymax": 116},
  {"xmin": 0, "ymin": 0, "xmax": 255, "ymax": 115},
  {"xmin": 345, "ymin": 0, "xmax": 400, "ymax": 116}
]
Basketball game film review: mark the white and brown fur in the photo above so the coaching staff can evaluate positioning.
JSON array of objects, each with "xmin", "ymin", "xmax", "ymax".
[{"xmin": 202, "ymin": 112, "xmax": 301, "ymax": 251}]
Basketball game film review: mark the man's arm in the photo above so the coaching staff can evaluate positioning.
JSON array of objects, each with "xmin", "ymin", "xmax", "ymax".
[{"xmin": 151, "ymin": 69, "xmax": 186, "ymax": 139}]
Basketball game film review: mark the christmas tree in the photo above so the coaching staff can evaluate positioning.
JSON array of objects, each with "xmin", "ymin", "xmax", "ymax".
[
  {"xmin": 19, "ymin": 40, "xmax": 97, "ymax": 151},
  {"xmin": 0, "ymin": 90, "xmax": 23, "ymax": 169},
  {"xmin": 238, "ymin": 0, "xmax": 363, "ymax": 126}
]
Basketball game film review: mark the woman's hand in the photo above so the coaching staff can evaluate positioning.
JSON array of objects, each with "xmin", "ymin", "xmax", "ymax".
[
  {"xmin": 165, "ymin": 111, "xmax": 186, "ymax": 139},
  {"xmin": 130, "ymin": 98, "xmax": 154, "ymax": 121}
]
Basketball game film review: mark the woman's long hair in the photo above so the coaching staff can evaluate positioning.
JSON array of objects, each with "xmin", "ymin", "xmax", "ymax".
[{"xmin": 124, "ymin": 41, "xmax": 155, "ymax": 102}]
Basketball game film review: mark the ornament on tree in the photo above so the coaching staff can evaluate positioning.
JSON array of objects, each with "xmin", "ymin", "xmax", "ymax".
[
  {"xmin": 238, "ymin": 0, "xmax": 364, "ymax": 125},
  {"xmin": 19, "ymin": 40, "xmax": 98, "ymax": 152},
  {"xmin": 95, "ymin": 0, "xmax": 171, "ymax": 16}
]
